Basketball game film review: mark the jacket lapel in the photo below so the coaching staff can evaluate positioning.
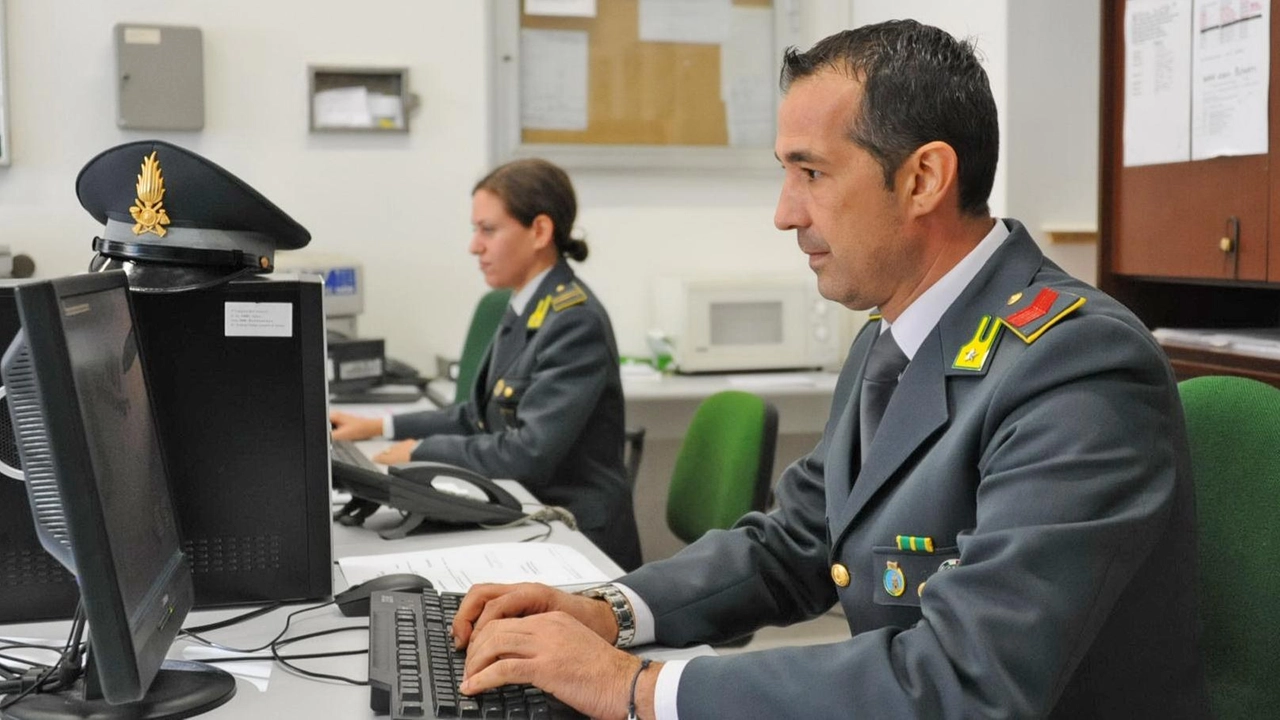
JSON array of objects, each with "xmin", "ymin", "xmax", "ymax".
[
  {"xmin": 830, "ymin": 331, "xmax": 949, "ymax": 541},
  {"xmin": 482, "ymin": 262, "xmax": 575, "ymax": 398}
]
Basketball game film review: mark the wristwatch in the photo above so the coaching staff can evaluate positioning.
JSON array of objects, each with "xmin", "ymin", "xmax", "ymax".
[{"xmin": 578, "ymin": 584, "xmax": 636, "ymax": 648}]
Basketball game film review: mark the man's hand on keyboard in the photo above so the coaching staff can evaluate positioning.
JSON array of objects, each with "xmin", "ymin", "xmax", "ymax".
[
  {"xmin": 329, "ymin": 411, "xmax": 383, "ymax": 441},
  {"xmin": 459, "ymin": 609, "xmax": 654, "ymax": 720},
  {"xmin": 451, "ymin": 582, "xmax": 619, "ymax": 649}
]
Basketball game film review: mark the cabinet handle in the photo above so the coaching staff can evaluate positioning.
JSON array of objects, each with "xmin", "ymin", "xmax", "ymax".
[{"xmin": 1221, "ymin": 216, "xmax": 1240, "ymax": 280}]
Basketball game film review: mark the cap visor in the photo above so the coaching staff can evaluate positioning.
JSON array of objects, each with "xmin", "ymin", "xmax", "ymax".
[{"xmin": 95, "ymin": 257, "xmax": 256, "ymax": 293}]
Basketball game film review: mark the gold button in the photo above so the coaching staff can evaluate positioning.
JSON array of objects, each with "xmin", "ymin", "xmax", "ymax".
[
  {"xmin": 830, "ymin": 563, "xmax": 850, "ymax": 588},
  {"xmin": 917, "ymin": 581, "xmax": 927, "ymax": 597},
  {"xmin": 503, "ymin": 386, "xmax": 514, "ymax": 398},
  {"xmin": 477, "ymin": 420, "xmax": 485, "ymax": 430},
  {"xmin": 556, "ymin": 284, "xmax": 565, "ymax": 292},
  {"xmin": 493, "ymin": 379, "xmax": 505, "ymax": 397},
  {"xmin": 1007, "ymin": 291, "xmax": 1023, "ymax": 305}
]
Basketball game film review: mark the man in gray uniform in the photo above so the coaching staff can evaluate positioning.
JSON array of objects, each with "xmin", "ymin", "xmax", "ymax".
[{"xmin": 449, "ymin": 20, "xmax": 1209, "ymax": 719}]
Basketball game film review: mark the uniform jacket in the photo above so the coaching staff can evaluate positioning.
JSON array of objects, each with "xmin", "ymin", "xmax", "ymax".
[
  {"xmin": 393, "ymin": 261, "xmax": 642, "ymax": 571},
  {"xmin": 622, "ymin": 221, "xmax": 1209, "ymax": 718}
]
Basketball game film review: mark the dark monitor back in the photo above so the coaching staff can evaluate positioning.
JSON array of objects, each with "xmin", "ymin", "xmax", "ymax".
[
  {"xmin": 0, "ymin": 275, "xmax": 332, "ymax": 624},
  {"xmin": 0, "ymin": 281, "xmax": 80, "ymax": 623}
]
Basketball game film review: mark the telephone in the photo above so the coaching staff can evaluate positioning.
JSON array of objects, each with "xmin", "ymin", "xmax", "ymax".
[{"xmin": 332, "ymin": 459, "xmax": 525, "ymax": 539}]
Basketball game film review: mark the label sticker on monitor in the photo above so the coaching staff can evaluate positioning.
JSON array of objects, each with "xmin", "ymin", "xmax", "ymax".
[{"xmin": 224, "ymin": 302, "xmax": 293, "ymax": 337}]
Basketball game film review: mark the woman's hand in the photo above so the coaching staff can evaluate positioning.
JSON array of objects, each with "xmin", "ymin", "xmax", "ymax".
[
  {"xmin": 329, "ymin": 411, "xmax": 383, "ymax": 441},
  {"xmin": 372, "ymin": 439, "xmax": 419, "ymax": 465}
]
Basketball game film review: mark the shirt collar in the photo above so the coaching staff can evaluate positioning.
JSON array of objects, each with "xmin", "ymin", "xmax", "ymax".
[
  {"xmin": 882, "ymin": 219, "xmax": 1010, "ymax": 360},
  {"xmin": 510, "ymin": 265, "xmax": 555, "ymax": 316}
]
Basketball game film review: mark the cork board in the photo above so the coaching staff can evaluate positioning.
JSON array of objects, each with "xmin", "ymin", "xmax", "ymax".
[{"xmin": 498, "ymin": 0, "xmax": 791, "ymax": 166}]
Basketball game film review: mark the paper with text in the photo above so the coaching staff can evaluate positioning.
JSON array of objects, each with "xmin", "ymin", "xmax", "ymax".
[
  {"xmin": 1124, "ymin": 0, "xmax": 1193, "ymax": 166},
  {"xmin": 520, "ymin": 29, "xmax": 589, "ymax": 131},
  {"xmin": 338, "ymin": 542, "xmax": 610, "ymax": 594},
  {"xmin": 1192, "ymin": 0, "xmax": 1269, "ymax": 159},
  {"xmin": 639, "ymin": 0, "xmax": 730, "ymax": 45},
  {"xmin": 526, "ymin": 0, "xmax": 596, "ymax": 17}
]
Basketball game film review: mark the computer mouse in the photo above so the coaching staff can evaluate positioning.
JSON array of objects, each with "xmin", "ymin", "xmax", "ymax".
[{"xmin": 335, "ymin": 573, "xmax": 434, "ymax": 617}]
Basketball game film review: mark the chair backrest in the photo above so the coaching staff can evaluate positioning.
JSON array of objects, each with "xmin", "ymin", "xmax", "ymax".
[
  {"xmin": 667, "ymin": 390, "xmax": 778, "ymax": 544},
  {"xmin": 454, "ymin": 289, "xmax": 511, "ymax": 404},
  {"xmin": 1178, "ymin": 375, "xmax": 1280, "ymax": 718}
]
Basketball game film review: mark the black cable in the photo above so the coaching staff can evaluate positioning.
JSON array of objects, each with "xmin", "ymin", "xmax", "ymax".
[
  {"xmin": 198, "ymin": 649, "xmax": 366, "ymax": 664},
  {"xmin": 269, "ymin": 626, "xmax": 370, "ymax": 686},
  {"xmin": 181, "ymin": 602, "xmax": 283, "ymax": 635},
  {"xmin": 0, "ymin": 604, "xmax": 85, "ymax": 709},
  {"xmin": 180, "ymin": 600, "xmax": 337, "ymax": 654}
]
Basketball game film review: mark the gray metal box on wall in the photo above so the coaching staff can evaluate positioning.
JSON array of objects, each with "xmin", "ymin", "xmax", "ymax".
[{"xmin": 115, "ymin": 24, "xmax": 204, "ymax": 131}]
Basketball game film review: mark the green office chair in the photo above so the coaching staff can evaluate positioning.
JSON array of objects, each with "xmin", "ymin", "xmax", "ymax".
[
  {"xmin": 667, "ymin": 390, "xmax": 778, "ymax": 544},
  {"xmin": 1178, "ymin": 375, "xmax": 1280, "ymax": 719},
  {"xmin": 453, "ymin": 289, "xmax": 511, "ymax": 404}
]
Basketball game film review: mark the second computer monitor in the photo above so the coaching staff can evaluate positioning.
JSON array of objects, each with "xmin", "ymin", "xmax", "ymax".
[{"xmin": 1, "ymin": 271, "xmax": 234, "ymax": 717}]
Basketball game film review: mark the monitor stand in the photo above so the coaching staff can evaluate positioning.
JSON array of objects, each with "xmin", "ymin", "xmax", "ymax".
[{"xmin": 1, "ymin": 660, "xmax": 236, "ymax": 720}]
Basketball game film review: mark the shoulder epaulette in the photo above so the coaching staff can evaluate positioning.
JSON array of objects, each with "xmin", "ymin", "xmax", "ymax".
[
  {"xmin": 998, "ymin": 287, "xmax": 1086, "ymax": 344},
  {"xmin": 550, "ymin": 282, "xmax": 588, "ymax": 312}
]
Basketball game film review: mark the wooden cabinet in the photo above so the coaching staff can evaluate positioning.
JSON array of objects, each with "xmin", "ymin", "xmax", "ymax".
[{"xmin": 1099, "ymin": 0, "xmax": 1280, "ymax": 385}]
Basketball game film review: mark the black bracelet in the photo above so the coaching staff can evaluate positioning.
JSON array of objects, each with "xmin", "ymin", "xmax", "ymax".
[{"xmin": 627, "ymin": 657, "xmax": 653, "ymax": 720}]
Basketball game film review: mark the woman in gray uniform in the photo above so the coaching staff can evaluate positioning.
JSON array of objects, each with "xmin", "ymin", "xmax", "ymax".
[{"xmin": 331, "ymin": 158, "xmax": 642, "ymax": 571}]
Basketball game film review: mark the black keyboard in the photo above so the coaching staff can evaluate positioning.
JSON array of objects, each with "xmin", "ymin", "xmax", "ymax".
[
  {"xmin": 333, "ymin": 439, "xmax": 380, "ymax": 472},
  {"xmin": 368, "ymin": 589, "xmax": 585, "ymax": 719}
]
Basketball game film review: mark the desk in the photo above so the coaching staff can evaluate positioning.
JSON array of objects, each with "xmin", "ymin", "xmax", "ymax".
[
  {"xmin": 0, "ymin": 481, "xmax": 701, "ymax": 718},
  {"xmin": 333, "ymin": 372, "xmax": 840, "ymax": 564},
  {"xmin": 623, "ymin": 371, "xmax": 838, "ymax": 562}
]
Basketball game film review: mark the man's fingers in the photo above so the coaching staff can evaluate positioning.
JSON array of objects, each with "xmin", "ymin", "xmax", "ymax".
[
  {"xmin": 459, "ymin": 657, "xmax": 536, "ymax": 696},
  {"xmin": 452, "ymin": 584, "xmax": 520, "ymax": 647}
]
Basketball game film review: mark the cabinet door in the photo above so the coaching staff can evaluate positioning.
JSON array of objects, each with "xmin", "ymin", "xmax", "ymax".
[
  {"xmin": 1105, "ymin": 0, "xmax": 1271, "ymax": 283},
  {"xmin": 1112, "ymin": 158, "xmax": 1268, "ymax": 281}
]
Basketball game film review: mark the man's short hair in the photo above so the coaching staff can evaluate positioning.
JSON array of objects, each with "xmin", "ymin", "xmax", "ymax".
[{"xmin": 780, "ymin": 20, "xmax": 999, "ymax": 217}]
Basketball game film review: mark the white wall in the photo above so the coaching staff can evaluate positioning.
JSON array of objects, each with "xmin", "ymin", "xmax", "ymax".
[
  {"xmin": 0, "ymin": 0, "xmax": 1099, "ymax": 371},
  {"xmin": 1006, "ymin": 0, "xmax": 1100, "ymax": 285}
]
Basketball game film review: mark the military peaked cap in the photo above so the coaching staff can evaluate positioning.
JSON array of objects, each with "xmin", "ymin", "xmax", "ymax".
[{"xmin": 77, "ymin": 139, "xmax": 310, "ymax": 293}]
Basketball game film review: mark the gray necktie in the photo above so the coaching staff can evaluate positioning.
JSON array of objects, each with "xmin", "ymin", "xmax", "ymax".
[
  {"xmin": 859, "ymin": 330, "xmax": 910, "ymax": 462},
  {"xmin": 489, "ymin": 306, "xmax": 521, "ymax": 377}
]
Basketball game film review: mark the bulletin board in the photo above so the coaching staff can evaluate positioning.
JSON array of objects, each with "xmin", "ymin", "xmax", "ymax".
[{"xmin": 491, "ymin": 0, "xmax": 802, "ymax": 170}]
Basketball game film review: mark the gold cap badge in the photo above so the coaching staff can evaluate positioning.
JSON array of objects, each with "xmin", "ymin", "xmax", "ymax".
[{"xmin": 129, "ymin": 151, "xmax": 172, "ymax": 237}]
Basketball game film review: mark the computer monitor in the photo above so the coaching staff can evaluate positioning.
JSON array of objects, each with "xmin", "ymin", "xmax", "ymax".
[{"xmin": 0, "ymin": 271, "xmax": 235, "ymax": 719}]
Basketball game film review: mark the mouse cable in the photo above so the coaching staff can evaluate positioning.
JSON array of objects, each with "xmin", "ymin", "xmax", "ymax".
[
  {"xmin": 182, "ymin": 602, "xmax": 283, "ymax": 635},
  {"xmin": 269, "ymin": 625, "xmax": 371, "ymax": 686},
  {"xmin": 180, "ymin": 600, "xmax": 338, "ymax": 655}
]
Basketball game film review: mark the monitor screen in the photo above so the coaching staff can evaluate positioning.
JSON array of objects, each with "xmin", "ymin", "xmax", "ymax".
[{"xmin": 0, "ymin": 271, "xmax": 233, "ymax": 716}]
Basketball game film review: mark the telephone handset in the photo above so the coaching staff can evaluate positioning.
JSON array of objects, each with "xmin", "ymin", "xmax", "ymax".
[{"xmin": 332, "ymin": 458, "xmax": 526, "ymax": 540}]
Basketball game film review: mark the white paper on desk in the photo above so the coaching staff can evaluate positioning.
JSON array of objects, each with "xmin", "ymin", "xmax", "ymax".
[
  {"xmin": 313, "ymin": 86, "xmax": 373, "ymax": 129},
  {"xmin": 520, "ymin": 29, "xmax": 589, "ymax": 131},
  {"xmin": 1192, "ymin": 0, "xmax": 1269, "ymax": 160},
  {"xmin": 721, "ymin": 6, "xmax": 775, "ymax": 147},
  {"xmin": 338, "ymin": 542, "xmax": 609, "ymax": 594},
  {"xmin": 526, "ymin": 0, "xmax": 596, "ymax": 17},
  {"xmin": 1123, "ymin": 0, "xmax": 1193, "ymax": 166},
  {"xmin": 639, "ymin": 0, "xmax": 730, "ymax": 45},
  {"xmin": 181, "ymin": 647, "xmax": 273, "ymax": 692}
]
